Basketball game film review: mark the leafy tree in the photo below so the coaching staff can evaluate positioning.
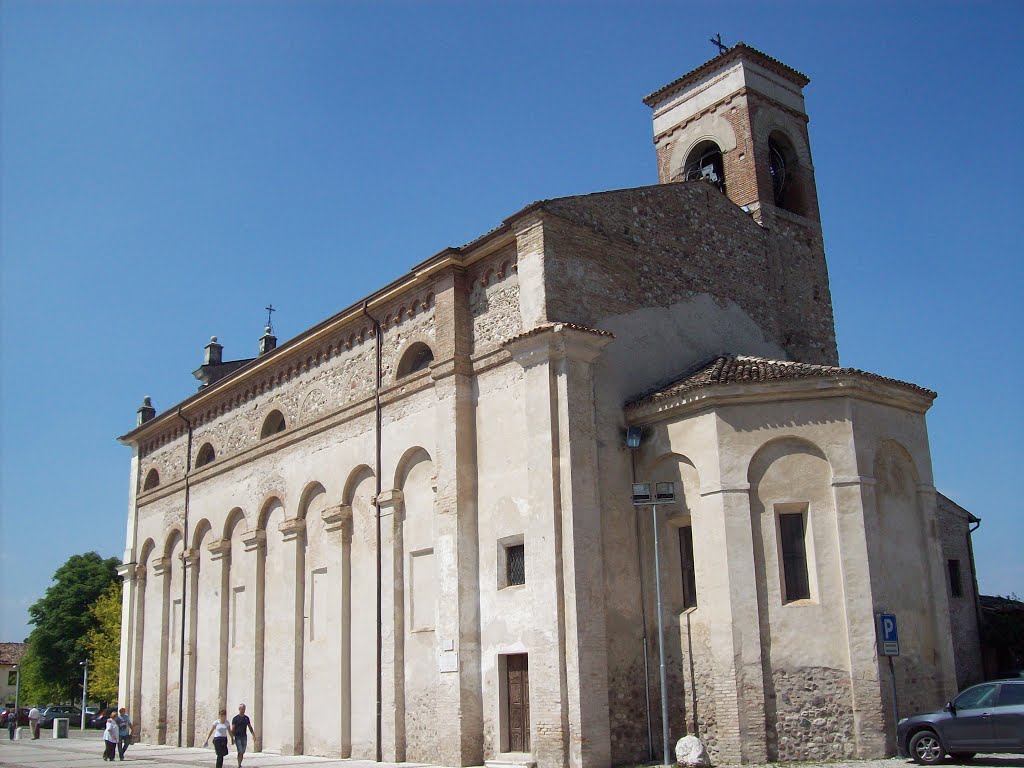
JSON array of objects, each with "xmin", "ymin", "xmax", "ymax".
[
  {"xmin": 84, "ymin": 582, "xmax": 122, "ymax": 703},
  {"xmin": 25, "ymin": 552, "xmax": 119, "ymax": 702}
]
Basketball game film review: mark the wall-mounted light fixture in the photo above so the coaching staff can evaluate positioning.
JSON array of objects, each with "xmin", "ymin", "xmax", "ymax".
[{"xmin": 625, "ymin": 426, "xmax": 643, "ymax": 449}]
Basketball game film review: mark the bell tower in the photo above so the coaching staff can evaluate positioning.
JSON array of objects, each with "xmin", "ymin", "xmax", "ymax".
[{"xmin": 644, "ymin": 42, "xmax": 821, "ymax": 225}]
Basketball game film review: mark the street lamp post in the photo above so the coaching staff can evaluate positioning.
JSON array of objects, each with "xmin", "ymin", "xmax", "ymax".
[
  {"xmin": 80, "ymin": 660, "xmax": 88, "ymax": 731},
  {"xmin": 632, "ymin": 480, "xmax": 677, "ymax": 767}
]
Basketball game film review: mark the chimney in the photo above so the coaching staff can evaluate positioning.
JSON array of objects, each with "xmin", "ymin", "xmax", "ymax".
[
  {"xmin": 258, "ymin": 325, "xmax": 277, "ymax": 355},
  {"xmin": 137, "ymin": 396, "xmax": 156, "ymax": 426},
  {"xmin": 204, "ymin": 336, "xmax": 223, "ymax": 365}
]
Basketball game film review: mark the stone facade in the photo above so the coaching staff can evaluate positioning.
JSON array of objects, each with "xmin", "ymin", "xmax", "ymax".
[{"xmin": 118, "ymin": 44, "xmax": 971, "ymax": 767}]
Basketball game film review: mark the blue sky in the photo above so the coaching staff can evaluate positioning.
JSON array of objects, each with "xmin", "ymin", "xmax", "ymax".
[{"xmin": 1, "ymin": 1, "xmax": 1021, "ymax": 641}]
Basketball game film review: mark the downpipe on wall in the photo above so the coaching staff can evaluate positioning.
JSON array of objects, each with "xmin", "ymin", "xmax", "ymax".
[
  {"xmin": 176, "ymin": 407, "xmax": 193, "ymax": 748},
  {"xmin": 362, "ymin": 301, "xmax": 384, "ymax": 763}
]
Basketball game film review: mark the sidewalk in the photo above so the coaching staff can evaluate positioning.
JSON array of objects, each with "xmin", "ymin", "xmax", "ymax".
[{"xmin": 0, "ymin": 729, "xmax": 433, "ymax": 767}]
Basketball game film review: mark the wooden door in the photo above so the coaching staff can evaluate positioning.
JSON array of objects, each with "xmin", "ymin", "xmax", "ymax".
[{"xmin": 506, "ymin": 654, "xmax": 530, "ymax": 752}]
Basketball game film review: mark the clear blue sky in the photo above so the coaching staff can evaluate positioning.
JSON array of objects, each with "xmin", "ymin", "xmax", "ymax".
[{"xmin": 2, "ymin": 1, "xmax": 1021, "ymax": 641}]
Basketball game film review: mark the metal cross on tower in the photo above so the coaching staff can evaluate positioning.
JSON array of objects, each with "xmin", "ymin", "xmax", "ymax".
[
  {"xmin": 265, "ymin": 304, "xmax": 276, "ymax": 332},
  {"xmin": 709, "ymin": 33, "xmax": 728, "ymax": 54}
]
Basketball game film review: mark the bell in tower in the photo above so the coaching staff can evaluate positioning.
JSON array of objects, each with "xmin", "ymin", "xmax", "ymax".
[{"xmin": 644, "ymin": 41, "xmax": 820, "ymax": 224}]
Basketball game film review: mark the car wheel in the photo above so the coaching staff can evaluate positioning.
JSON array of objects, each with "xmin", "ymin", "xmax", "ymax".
[
  {"xmin": 950, "ymin": 753, "xmax": 975, "ymax": 762},
  {"xmin": 909, "ymin": 730, "xmax": 946, "ymax": 765}
]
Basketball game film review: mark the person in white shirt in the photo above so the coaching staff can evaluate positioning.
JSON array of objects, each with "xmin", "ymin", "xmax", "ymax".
[
  {"xmin": 102, "ymin": 715, "xmax": 118, "ymax": 761},
  {"xmin": 27, "ymin": 707, "xmax": 40, "ymax": 739},
  {"xmin": 204, "ymin": 709, "xmax": 234, "ymax": 768}
]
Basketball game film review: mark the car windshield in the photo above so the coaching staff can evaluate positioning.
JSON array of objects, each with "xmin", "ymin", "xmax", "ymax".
[{"xmin": 955, "ymin": 684, "xmax": 998, "ymax": 709}]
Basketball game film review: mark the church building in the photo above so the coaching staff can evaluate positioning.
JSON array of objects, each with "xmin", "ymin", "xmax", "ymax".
[{"xmin": 117, "ymin": 44, "xmax": 976, "ymax": 766}]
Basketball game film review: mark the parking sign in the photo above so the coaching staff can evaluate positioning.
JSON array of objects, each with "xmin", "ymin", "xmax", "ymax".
[{"xmin": 877, "ymin": 613, "xmax": 899, "ymax": 656}]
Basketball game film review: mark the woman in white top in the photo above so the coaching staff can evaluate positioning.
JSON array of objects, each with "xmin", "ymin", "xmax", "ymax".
[
  {"xmin": 203, "ymin": 709, "xmax": 234, "ymax": 768},
  {"xmin": 102, "ymin": 715, "xmax": 118, "ymax": 761}
]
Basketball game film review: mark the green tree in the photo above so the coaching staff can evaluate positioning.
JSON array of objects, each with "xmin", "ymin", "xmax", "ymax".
[
  {"xmin": 25, "ymin": 552, "xmax": 119, "ymax": 702},
  {"xmin": 84, "ymin": 582, "xmax": 122, "ymax": 703}
]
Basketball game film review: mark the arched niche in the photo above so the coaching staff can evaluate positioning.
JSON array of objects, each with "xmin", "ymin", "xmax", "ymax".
[
  {"xmin": 195, "ymin": 443, "xmax": 216, "ymax": 468},
  {"xmin": 260, "ymin": 409, "xmax": 287, "ymax": 439},
  {"xmin": 767, "ymin": 130, "xmax": 808, "ymax": 216},
  {"xmin": 396, "ymin": 342, "xmax": 435, "ymax": 380},
  {"xmin": 222, "ymin": 507, "xmax": 248, "ymax": 541},
  {"xmin": 143, "ymin": 468, "xmax": 160, "ymax": 491},
  {"xmin": 298, "ymin": 482, "xmax": 328, "ymax": 520}
]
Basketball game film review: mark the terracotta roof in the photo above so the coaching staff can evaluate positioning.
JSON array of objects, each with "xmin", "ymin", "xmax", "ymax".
[
  {"xmin": 0, "ymin": 643, "xmax": 26, "ymax": 665},
  {"xmin": 505, "ymin": 322, "xmax": 615, "ymax": 345},
  {"xmin": 643, "ymin": 42, "xmax": 810, "ymax": 108},
  {"xmin": 628, "ymin": 354, "xmax": 935, "ymax": 408}
]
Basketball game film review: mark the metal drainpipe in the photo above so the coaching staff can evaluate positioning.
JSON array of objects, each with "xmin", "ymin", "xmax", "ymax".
[
  {"xmin": 629, "ymin": 444, "xmax": 654, "ymax": 759},
  {"xmin": 176, "ymin": 407, "xmax": 193, "ymax": 748},
  {"xmin": 362, "ymin": 302, "xmax": 383, "ymax": 763},
  {"xmin": 967, "ymin": 516, "xmax": 983, "ymax": 678}
]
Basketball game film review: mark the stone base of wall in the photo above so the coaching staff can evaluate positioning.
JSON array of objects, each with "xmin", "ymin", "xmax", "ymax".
[{"xmin": 768, "ymin": 667, "xmax": 854, "ymax": 761}]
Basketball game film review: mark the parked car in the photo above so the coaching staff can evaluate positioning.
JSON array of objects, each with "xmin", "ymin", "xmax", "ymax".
[
  {"xmin": 0, "ymin": 708, "xmax": 31, "ymax": 727},
  {"xmin": 37, "ymin": 705, "xmax": 81, "ymax": 729},
  {"xmin": 898, "ymin": 678, "xmax": 1024, "ymax": 764},
  {"xmin": 90, "ymin": 708, "xmax": 113, "ymax": 729}
]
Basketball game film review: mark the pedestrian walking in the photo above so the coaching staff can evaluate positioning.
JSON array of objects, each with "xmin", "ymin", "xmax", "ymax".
[
  {"xmin": 6, "ymin": 709, "xmax": 16, "ymax": 740},
  {"xmin": 27, "ymin": 706, "xmax": 40, "ymax": 739},
  {"xmin": 102, "ymin": 714, "xmax": 118, "ymax": 761},
  {"xmin": 203, "ymin": 709, "xmax": 233, "ymax": 768},
  {"xmin": 230, "ymin": 703, "xmax": 256, "ymax": 767},
  {"xmin": 115, "ymin": 707, "xmax": 134, "ymax": 760}
]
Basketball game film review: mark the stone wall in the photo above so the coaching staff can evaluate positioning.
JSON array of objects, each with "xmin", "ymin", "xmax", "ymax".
[
  {"xmin": 541, "ymin": 183, "xmax": 837, "ymax": 368},
  {"xmin": 770, "ymin": 667, "xmax": 854, "ymax": 761},
  {"xmin": 936, "ymin": 494, "xmax": 984, "ymax": 688}
]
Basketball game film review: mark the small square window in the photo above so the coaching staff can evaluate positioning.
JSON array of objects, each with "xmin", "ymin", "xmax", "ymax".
[{"xmin": 507, "ymin": 544, "xmax": 525, "ymax": 586}]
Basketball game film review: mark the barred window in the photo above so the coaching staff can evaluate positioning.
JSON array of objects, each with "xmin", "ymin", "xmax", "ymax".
[
  {"xmin": 779, "ymin": 512, "xmax": 810, "ymax": 602},
  {"xmin": 507, "ymin": 544, "xmax": 526, "ymax": 586}
]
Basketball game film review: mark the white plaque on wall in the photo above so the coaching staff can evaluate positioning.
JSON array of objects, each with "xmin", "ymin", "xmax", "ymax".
[{"xmin": 439, "ymin": 650, "xmax": 459, "ymax": 673}]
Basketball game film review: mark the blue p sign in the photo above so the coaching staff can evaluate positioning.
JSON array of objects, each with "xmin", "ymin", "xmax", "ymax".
[{"xmin": 878, "ymin": 613, "xmax": 899, "ymax": 656}]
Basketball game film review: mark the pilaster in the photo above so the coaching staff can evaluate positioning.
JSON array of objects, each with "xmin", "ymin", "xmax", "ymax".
[
  {"xmin": 830, "ymin": 475, "xmax": 886, "ymax": 757},
  {"xmin": 208, "ymin": 538, "xmax": 232, "ymax": 712},
  {"xmin": 322, "ymin": 505, "xmax": 353, "ymax": 757},
  {"xmin": 506, "ymin": 323, "xmax": 613, "ymax": 768},
  {"xmin": 376, "ymin": 489, "xmax": 406, "ymax": 762},
  {"xmin": 697, "ymin": 482, "xmax": 767, "ymax": 764},
  {"xmin": 181, "ymin": 547, "xmax": 200, "ymax": 746},
  {"xmin": 151, "ymin": 556, "xmax": 172, "ymax": 744},
  {"xmin": 116, "ymin": 563, "xmax": 137, "ymax": 718},
  {"xmin": 278, "ymin": 517, "xmax": 307, "ymax": 756},
  {"xmin": 130, "ymin": 564, "xmax": 147, "ymax": 734},
  {"xmin": 240, "ymin": 530, "xmax": 265, "ymax": 751},
  {"xmin": 431, "ymin": 265, "xmax": 484, "ymax": 766}
]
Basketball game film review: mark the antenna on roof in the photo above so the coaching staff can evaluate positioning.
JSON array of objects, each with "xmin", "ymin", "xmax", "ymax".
[
  {"xmin": 709, "ymin": 33, "xmax": 728, "ymax": 55},
  {"xmin": 265, "ymin": 304, "xmax": 276, "ymax": 334}
]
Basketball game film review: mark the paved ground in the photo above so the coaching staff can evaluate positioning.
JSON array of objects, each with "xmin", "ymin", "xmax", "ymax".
[{"xmin": 1, "ymin": 730, "xmax": 1022, "ymax": 768}]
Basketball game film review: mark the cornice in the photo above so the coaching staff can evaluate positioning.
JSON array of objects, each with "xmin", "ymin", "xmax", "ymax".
[{"xmin": 626, "ymin": 374, "xmax": 934, "ymax": 426}]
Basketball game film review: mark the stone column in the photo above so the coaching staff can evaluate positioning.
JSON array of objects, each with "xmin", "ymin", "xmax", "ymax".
[
  {"xmin": 507, "ymin": 323, "xmax": 613, "ymax": 768},
  {"xmin": 151, "ymin": 556, "xmax": 172, "ymax": 744},
  {"xmin": 241, "ymin": 530, "xmax": 266, "ymax": 751},
  {"xmin": 323, "ymin": 505, "xmax": 353, "ymax": 757},
  {"xmin": 376, "ymin": 489, "xmax": 406, "ymax": 762},
  {"xmin": 831, "ymin": 475, "xmax": 886, "ymax": 757},
  {"xmin": 182, "ymin": 547, "xmax": 200, "ymax": 746},
  {"xmin": 208, "ymin": 538, "xmax": 232, "ymax": 713},
  {"xmin": 116, "ymin": 563, "xmax": 137, "ymax": 717},
  {"xmin": 696, "ymin": 482, "xmax": 767, "ymax": 764},
  {"xmin": 277, "ymin": 517, "xmax": 306, "ymax": 755},
  {"xmin": 431, "ymin": 265, "xmax": 483, "ymax": 767}
]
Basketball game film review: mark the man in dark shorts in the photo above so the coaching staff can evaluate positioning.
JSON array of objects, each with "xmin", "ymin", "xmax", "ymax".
[{"xmin": 231, "ymin": 704, "xmax": 256, "ymax": 767}]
